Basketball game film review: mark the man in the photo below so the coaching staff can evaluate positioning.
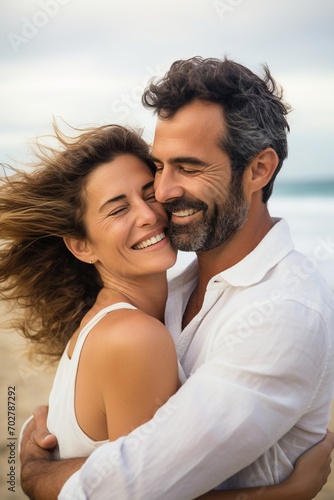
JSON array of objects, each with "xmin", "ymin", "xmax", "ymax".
[{"xmin": 21, "ymin": 57, "xmax": 334, "ymax": 498}]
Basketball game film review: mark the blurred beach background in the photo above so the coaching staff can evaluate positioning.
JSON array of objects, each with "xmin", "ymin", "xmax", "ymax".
[{"xmin": 1, "ymin": 0, "xmax": 334, "ymax": 497}]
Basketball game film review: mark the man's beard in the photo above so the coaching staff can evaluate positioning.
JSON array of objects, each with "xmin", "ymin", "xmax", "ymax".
[{"xmin": 164, "ymin": 175, "xmax": 249, "ymax": 252}]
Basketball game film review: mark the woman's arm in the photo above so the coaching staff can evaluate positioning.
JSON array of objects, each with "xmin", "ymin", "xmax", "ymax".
[{"xmin": 197, "ymin": 431, "xmax": 334, "ymax": 500}]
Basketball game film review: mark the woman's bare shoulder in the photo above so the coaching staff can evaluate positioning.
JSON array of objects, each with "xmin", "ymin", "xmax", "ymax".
[{"xmin": 85, "ymin": 307, "xmax": 176, "ymax": 366}]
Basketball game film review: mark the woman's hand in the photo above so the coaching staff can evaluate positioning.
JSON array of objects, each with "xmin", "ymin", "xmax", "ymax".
[{"xmin": 283, "ymin": 430, "xmax": 334, "ymax": 499}]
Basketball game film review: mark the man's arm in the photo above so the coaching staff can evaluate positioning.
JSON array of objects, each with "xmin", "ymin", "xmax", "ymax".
[
  {"xmin": 20, "ymin": 406, "xmax": 85, "ymax": 499},
  {"xmin": 23, "ymin": 408, "xmax": 334, "ymax": 500}
]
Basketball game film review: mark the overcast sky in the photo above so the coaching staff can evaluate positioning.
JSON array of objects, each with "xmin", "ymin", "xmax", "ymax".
[{"xmin": 1, "ymin": 0, "xmax": 334, "ymax": 180}]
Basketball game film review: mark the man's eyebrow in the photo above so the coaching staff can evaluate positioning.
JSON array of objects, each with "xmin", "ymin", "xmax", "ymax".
[
  {"xmin": 151, "ymin": 155, "xmax": 208, "ymax": 167},
  {"xmin": 99, "ymin": 180, "xmax": 154, "ymax": 212}
]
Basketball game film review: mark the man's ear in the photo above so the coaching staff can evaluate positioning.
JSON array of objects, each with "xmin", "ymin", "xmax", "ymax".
[
  {"xmin": 63, "ymin": 236, "xmax": 96, "ymax": 264},
  {"xmin": 249, "ymin": 148, "xmax": 279, "ymax": 189}
]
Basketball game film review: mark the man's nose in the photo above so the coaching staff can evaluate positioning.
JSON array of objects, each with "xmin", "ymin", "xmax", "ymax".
[{"xmin": 154, "ymin": 167, "xmax": 185, "ymax": 203}]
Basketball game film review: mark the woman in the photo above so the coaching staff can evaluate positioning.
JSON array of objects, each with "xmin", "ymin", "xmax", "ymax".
[{"xmin": 0, "ymin": 123, "xmax": 331, "ymax": 498}]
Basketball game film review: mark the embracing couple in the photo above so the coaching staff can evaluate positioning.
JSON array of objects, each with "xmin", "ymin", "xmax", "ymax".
[{"xmin": 1, "ymin": 56, "xmax": 333, "ymax": 499}]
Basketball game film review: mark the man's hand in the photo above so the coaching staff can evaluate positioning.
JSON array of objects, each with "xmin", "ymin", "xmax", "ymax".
[
  {"xmin": 20, "ymin": 405, "xmax": 57, "ymax": 465},
  {"xmin": 20, "ymin": 405, "xmax": 84, "ymax": 500}
]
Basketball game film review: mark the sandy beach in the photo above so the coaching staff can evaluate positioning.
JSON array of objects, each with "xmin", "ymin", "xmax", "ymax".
[{"xmin": 1, "ymin": 325, "xmax": 334, "ymax": 499}]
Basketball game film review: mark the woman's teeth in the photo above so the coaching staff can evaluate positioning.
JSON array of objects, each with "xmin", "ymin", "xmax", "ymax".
[{"xmin": 133, "ymin": 231, "xmax": 166, "ymax": 250}]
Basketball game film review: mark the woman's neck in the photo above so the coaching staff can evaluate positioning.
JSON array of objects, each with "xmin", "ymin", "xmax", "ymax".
[{"xmin": 93, "ymin": 272, "xmax": 168, "ymax": 323}]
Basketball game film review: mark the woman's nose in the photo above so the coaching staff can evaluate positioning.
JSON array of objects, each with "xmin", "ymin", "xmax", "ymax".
[{"xmin": 136, "ymin": 200, "xmax": 159, "ymax": 226}]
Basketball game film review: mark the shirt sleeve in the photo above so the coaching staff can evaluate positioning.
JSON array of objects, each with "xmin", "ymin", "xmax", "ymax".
[
  {"xmin": 59, "ymin": 470, "xmax": 85, "ymax": 499},
  {"xmin": 59, "ymin": 299, "xmax": 332, "ymax": 499}
]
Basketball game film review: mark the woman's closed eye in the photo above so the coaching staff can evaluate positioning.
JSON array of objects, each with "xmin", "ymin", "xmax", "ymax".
[
  {"xmin": 145, "ymin": 192, "xmax": 157, "ymax": 202},
  {"xmin": 108, "ymin": 205, "xmax": 129, "ymax": 217}
]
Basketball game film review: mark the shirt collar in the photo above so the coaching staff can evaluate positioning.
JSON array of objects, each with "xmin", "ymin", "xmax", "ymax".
[{"xmin": 217, "ymin": 218, "xmax": 294, "ymax": 287}]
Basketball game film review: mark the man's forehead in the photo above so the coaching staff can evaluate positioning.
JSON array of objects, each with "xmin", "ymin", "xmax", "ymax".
[
  {"xmin": 152, "ymin": 102, "xmax": 225, "ymax": 158},
  {"xmin": 154, "ymin": 101, "xmax": 225, "ymax": 137}
]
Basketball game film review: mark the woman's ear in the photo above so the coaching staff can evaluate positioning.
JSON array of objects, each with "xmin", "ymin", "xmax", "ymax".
[{"xmin": 63, "ymin": 237, "xmax": 96, "ymax": 264}]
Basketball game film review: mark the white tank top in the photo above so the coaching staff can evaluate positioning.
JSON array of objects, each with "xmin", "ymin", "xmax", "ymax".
[
  {"xmin": 47, "ymin": 303, "xmax": 137, "ymax": 459},
  {"xmin": 47, "ymin": 302, "xmax": 186, "ymax": 459}
]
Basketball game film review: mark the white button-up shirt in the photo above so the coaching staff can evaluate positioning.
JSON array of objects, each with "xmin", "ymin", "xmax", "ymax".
[{"xmin": 60, "ymin": 219, "xmax": 334, "ymax": 499}]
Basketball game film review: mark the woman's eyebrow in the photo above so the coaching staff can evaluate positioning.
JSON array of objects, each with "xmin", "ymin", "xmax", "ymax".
[
  {"xmin": 99, "ymin": 180, "xmax": 154, "ymax": 212},
  {"xmin": 142, "ymin": 180, "xmax": 155, "ymax": 191},
  {"xmin": 99, "ymin": 194, "xmax": 126, "ymax": 212}
]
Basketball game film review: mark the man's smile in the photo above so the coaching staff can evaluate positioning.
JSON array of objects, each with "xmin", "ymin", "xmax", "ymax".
[{"xmin": 172, "ymin": 208, "xmax": 199, "ymax": 217}]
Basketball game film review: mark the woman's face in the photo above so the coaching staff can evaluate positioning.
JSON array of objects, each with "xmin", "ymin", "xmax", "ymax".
[{"xmin": 81, "ymin": 154, "xmax": 177, "ymax": 282}]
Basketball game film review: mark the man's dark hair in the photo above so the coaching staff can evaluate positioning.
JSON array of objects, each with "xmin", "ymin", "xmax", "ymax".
[{"xmin": 142, "ymin": 56, "xmax": 291, "ymax": 202}]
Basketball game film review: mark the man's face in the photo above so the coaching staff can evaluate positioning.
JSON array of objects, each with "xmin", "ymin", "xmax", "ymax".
[{"xmin": 151, "ymin": 100, "xmax": 248, "ymax": 252}]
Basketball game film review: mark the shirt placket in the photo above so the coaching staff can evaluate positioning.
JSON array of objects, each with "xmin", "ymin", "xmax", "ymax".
[{"xmin": 180, "ymin": 280, "xmax": 229, "ymax": 375}]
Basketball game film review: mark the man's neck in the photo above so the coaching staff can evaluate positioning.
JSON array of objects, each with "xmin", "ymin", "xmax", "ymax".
[{"xmin": 182, "ymin": 209, "xmax": 275, "ymax": 328}]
